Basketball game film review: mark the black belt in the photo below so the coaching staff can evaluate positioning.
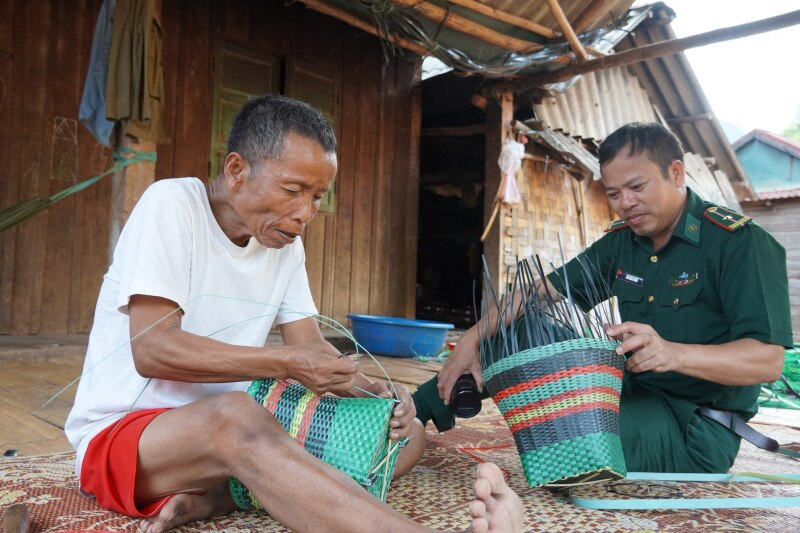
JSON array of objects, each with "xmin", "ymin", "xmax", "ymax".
[{"xmin": 699, "ymin": 406, "xmax": 799, "ymax": 459}]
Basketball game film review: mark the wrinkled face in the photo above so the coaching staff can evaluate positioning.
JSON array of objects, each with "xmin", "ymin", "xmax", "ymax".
[
  {"xmin": 601, "ymin": 149, "xmax": 686, "ymax": 250},
  {"xmin": 226, "ymin": 131, "xmax": 337, "ymax": 248}
]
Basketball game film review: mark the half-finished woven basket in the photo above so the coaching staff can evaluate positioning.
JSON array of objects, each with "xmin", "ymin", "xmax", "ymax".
[
  {"xmin": 484, "ymin": 338, "xmax": 626, "ymax": 487},
  {"xmin": 229, "ymin": 378, "xmax": 402, "ymax": 508}
]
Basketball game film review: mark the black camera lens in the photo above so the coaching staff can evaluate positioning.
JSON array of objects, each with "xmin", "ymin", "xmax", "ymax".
[{"xmin": 450, "ymin": 373, "xmax": 482, "ymax": 418}]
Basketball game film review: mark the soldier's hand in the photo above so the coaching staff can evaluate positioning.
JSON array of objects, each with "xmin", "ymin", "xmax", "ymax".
[
  {"xmin": 438, "ymin": 330, "xmax": 483, "ymax": 404},
  {"xmin": 605, "ymin": 321, "xmax": 681, "ymax": 374},
  {"xmin": 287, "ymin": 346, "xmax": 359, "ymax": 395}
]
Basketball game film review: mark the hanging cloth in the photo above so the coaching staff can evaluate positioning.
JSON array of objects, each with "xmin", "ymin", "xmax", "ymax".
[
  {"xmin": 106, "ymin": 0, "xmax": 165, "ymax": 143},
  {"xmin": 79, "ymin": 0, "xmax": 118, "ymax": 147}
]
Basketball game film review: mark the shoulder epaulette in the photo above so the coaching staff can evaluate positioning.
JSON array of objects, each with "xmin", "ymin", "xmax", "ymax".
[
  {"xmin": 604, "ymin": 219, "xmax": 629, "ymax": 233},
  {"xmin": 703, "ymin": 205, "xmax": 752, "ymax": 232}
]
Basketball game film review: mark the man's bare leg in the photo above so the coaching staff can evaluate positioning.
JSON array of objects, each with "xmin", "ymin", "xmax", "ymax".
[
  {"xmin": 134, "ymin": 392, "xmax": 522, "ymax": 533},
  {"xmin": 394, "ymin": 418, "xmax": 426, "ymax": 478}
]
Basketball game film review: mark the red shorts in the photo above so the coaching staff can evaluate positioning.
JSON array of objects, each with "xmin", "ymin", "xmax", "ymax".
[{"xmin": 80, "ymin": 408, "xmax": 173, "ymax": 518}]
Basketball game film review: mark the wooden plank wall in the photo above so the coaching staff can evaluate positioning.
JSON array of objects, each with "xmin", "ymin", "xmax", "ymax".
[
  {"xmin": 0, "ymin": 0, "xmax": 420, "ymax": 334},
  {"xmin": 742, "ymin": 201, "xmax": 800, "ymax": 343},
  {"xmin": 157, "ymin": 0, "xmax": 421, "ymax": 326},
  {"xmin": 0, "ymin": 0, "xmax": 113, "ymax": 335}
]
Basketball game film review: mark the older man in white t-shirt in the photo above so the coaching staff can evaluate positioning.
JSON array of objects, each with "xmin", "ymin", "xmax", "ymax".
[{"xmin": 65, "ymin": 95, "xmax": 523, "ymax": 533}]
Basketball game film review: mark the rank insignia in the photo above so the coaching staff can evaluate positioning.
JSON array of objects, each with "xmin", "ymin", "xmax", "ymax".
[
  {"xmin": 616, "ymin": 269, "xmax": 643, "ymax": 286},
  {"xmin": 703, "ymin": 206, "xmax": 751, "ymax": 232},
  {"xmin": 669, "ymin": 272, "xmax": 699, "ymax": 287},
  {"xmin": 605, "ymin": 219, "xmax": 629, "ymax": 233}
]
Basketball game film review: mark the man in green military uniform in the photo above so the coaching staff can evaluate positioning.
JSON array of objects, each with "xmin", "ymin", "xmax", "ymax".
[{"xmin": 415, "ymin": 122, "xmax": 793, "ymax": 473}]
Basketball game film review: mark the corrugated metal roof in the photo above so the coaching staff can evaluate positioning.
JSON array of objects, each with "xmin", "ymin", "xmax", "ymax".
[
  {"xmin": 532, "ymin": 66, "xmax": 657, "ymax": 141},
  {"xmin": 612, "ymin": 3, "xmax": 751, "ymax": 193},
  {"xmin": 525, "ymin": 126, "xmax": 602, "ymax": 179}
]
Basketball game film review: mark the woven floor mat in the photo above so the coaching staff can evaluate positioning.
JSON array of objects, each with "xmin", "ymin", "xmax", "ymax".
[{"xmin": 1, "ymin": 402, "xmax": 798, "ymax": 532}]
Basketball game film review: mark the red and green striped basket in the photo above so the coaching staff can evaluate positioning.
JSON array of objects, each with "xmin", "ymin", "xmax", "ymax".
[
  {"xmin": 484, "ymin": 338, "xmax": 627, "ymax": 487},
  {"xmin": 228, "ymin": 378, "xmax": 402, "ymax": 508}
]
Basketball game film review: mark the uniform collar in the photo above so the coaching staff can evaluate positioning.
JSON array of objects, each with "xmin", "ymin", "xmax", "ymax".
[
  {"xmin": 673, "ymin": 187, "xmax": 703, "ymax": 247},
  {"xmin": 631, "ymin": 187, "xmax": 702, "ymax": 251}
]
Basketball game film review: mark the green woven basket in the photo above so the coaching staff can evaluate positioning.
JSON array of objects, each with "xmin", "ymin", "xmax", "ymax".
[
  {"xmin": 484, "ymin": 338, "xmax": 627, "ymax": 487},
  {"xmin": 229, "ymin": 378, "xmax": 402, "ymax": 509}
]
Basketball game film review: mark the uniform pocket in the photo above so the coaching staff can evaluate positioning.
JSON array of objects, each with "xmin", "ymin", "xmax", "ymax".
[
  {"xmin": 612, "ymin": 279, "xmax": 644, "ymax": 323},
  {"xmin": 657, "ymin": 282, "xmax": 704, "ymax": 341}
]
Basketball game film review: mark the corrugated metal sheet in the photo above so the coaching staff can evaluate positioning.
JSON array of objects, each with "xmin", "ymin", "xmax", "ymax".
[
  {"xmin": 529, "ymin": 127, "xmax": 602, "ymax": 179},
  {"xmin": 613, "ymin": 4, "xmax": 751, "ymax": 193},
  {"xmin": 532, "ymin": 66, "xmax": 657, "ymax": 140}
]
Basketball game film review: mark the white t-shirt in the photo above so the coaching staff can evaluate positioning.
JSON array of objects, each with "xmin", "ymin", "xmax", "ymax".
[{"xmin": 65, "ymin": 178, "xmax": 317, "ymax": 474}]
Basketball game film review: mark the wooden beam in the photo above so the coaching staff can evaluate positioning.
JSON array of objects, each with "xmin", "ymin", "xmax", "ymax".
[
  {"xmin": 421, "ymin": 124, "xmax": 485, "ymax": 137},
  {"xmin": 498, "ymin": 9, "xmax": 800, "ymax": 94},
  {"xmin": 572, "ymin": 0, "xmax": 613, "ymax": 34},
  {"xmin": 444, "ymin": 0, "xmax": 558, "ymax": 39},
  {"xmin": 666, "ymin": 113, "xmax": 713, "ymax": 124},
  {"xmin": 392, "ymin": 0, "xmax": 542, "ymax": 53},
  {"xmin": 296, "ymin": 0, "xmax": 428, "ymax": 55},
  {"xmin": 545, "ymin": 0, "xmax": 589, "ymax": 61}
]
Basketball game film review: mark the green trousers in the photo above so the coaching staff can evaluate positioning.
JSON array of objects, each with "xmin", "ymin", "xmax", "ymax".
[{"xmin": 412, "ymin": 375, "xmax": 741, "ymax": 473}]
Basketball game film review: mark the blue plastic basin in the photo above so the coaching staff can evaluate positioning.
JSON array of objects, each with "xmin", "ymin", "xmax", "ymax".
[{"xmin": 347, "ymin": 314, "xmax": 455, "ymax": 358}]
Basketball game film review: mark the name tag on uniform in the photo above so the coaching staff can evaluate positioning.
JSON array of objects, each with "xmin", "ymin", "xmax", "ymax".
[{"xmin": 616, "ymin": 269, "xmax": 643, "ymax": 286}]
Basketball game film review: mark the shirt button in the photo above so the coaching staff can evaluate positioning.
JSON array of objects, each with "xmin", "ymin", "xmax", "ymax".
[
  {"xmin": 673, "ymin": 298, "xmax": 680, "ymax": 305},
  {"xmin": 650, "ymin": 255, "xmax": 658, "ymax": 263},
  {"xmin": 648, "ymin": 295, "xmax": 654, "ymax": 303}
]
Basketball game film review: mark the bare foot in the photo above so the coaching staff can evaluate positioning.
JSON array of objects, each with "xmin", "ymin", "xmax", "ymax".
[
  {"xmin": 138, "ymin": 483, "xmax": 235, "ymax": 533},
  {"xmin": 467, "ymin": 463, "xmax": 524, "ymax": 533}
]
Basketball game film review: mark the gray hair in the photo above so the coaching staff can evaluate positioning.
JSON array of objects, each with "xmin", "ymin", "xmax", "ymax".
[{"xmin": 227, "ymin": 95, "xmax": 337, "ymax": 167}]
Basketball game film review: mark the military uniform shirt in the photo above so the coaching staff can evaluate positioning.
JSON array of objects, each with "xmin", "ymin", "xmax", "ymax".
[{"xmin": 551, "ymin": 187, "xmax": 793, "ymax": 419}]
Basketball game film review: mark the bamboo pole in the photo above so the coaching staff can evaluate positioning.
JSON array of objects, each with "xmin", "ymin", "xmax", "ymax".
[
  {"xmin": 444, "ymin": 0, "xmax": 558, "ymax": 39},
  {"xmin": 391, "ymin": 0, "xmax": 542, "ymax": 53},
  {"xmin": 296, "ymin": 0, "xmax": 428, "ymax": 55},
  {"xmin": 499, "ymin": 9, "xmax": 800, "ymax": 94},
  {"xmin": 545, "ymin": 0, "xmax": 589, "ymax": 61}
]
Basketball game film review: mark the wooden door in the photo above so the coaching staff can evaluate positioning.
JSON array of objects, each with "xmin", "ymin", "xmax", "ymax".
[{"xmin": 284, "ymin": 57, "xmax": 341, "ymax": 317}]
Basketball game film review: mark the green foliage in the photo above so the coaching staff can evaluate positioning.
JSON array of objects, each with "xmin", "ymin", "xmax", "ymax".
[
  {"xmin": 782, "ymin": 122, "xmax": 800, "ymax": 142},
  {"xmin": 760, "ymin": 344, "xmax": 800, "ymax": 409}
]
